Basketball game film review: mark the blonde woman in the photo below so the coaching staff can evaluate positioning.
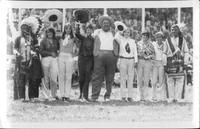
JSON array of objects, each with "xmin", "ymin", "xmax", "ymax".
[
  {"xmin": 152, "ymin": 32, "xmax": 168, "ymax": 102},
  {"xmin": 115, "ymin": 28, "xmax": 138, "ymax": 102}
]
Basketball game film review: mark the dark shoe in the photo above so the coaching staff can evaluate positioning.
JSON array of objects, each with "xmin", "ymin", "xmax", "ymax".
[
  {"xmin": 127, "ymin": 98, "xmax": 133, "ymax": 102},
  {"xmin": 140, "ymin": 99, "xmax": 145, "ymax": 102},
  {"xmin": 55, "ymin": 96, "xmax": 59, "ymax": 100},
  {"xmin": 65, "ymin": 97, "xmax": 71, "ymax": 102},
  {"xmin": 173, "ymin": 99, "xmax": 178, "ymax": 103},
  {"xmin": 79, "ymin": 94, "xmax": 83, "ymax": 99},
  {"xmin": 62, "ymin": 97, "xmax": 65, "ymax": 101},
  {"xmin": 122, "ymin": 97, "xmax": 127, "ymax": 102},
  {"xmin": 90, "ymin": 98, "xmax": 97, "ymax": 102}
]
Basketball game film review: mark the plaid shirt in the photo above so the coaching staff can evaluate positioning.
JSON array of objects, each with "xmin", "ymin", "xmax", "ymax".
[{"xmin": 137, "ymin": 40, "xmax": 155, "ymax": 60}]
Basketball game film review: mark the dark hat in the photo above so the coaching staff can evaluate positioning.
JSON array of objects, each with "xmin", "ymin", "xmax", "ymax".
[
  {"xmin": 86, "ymin": 24, "xmax": 93, "ymax": 30},
  {"xmin": 142, "ymin": 30, "xmax": 150, "ymax": 35},
  {"xmin": 171, "ymin": 24, "xmax": 180, "ymax": 31},
  {"xmin": 73, "ymin": 10, "xmax": 90, "ymax": 24},
  {"xmin": 98, "ymin": 15, "xmax": 115, "ymax": 28}
]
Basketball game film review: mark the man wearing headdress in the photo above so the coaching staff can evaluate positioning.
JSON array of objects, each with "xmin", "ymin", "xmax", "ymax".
[
  {"xmin": 91, "ymin": 15, "xmax": 118, "ymax": 102},
  {"xmin": 14, "ymin": 24, "xmax": 32, "ymax": 100},
  {"xmin": 165, "ymin": 24, "xmax": 189, "ymax": 102},
  {"xmin": 14, "ymin": 22, "xmax": 43, "ymax": 101}
]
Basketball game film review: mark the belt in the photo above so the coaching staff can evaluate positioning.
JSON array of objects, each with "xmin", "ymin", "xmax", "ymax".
[
  {"xmin": 119, "ymin": 56, "xmax": 134, "ymax": 59},
  {"xmin": 59, "ymin": 52, "xmax": 72, "ymax": 56}
]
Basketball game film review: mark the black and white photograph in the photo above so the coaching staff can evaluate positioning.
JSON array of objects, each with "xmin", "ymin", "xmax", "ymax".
[{"xmin": 0, "ymin": 0, "xmax": 199, "ymax": 128}]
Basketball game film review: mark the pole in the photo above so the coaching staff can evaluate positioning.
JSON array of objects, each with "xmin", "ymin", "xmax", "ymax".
[
  {"xmin": 142, "ymin": 7, "xmax": 145, "ymax": 31},
  {"xmin": 62, "ymin": 8, "xmax": 66, "ymax": 31},
  {"xmin": 104, "ymin": 8, "xmax": 107, "ymax": 16},
  {"xmin": 178, "ymin": 7, "xmax": 181, "ymax": 24}
]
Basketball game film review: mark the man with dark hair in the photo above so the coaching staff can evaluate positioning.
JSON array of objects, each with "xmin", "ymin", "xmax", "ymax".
[
  {"xmin": 75, "ymin": 24, "xmax": 94, "ymax": 102},
  {"xmin": 40, "ymin": 28, "xmax": 59, "ymax": 101},
  {"xmin": 165, "ymin": 24, "xmax": 189, "ymax": 103},
  {"xmin": 14, "ymin": 24, "xmax": 32, "ymax": 100}
]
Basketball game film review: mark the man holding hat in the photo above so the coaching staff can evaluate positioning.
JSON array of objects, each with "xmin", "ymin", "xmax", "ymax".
[
  {"xmin": 165, "ymin": 24, "xmax": 189, "ymax": 102},
  {"xmin": 91, "ymin": 15, "xmax": 118, "ymax": 102},
  {"xmin": 75, "ymin": 23, "xmax": 94, "ymax": 102},
  {"xmin": 137, "ymin": 30, "xmax": 155, "ymax": 101}
]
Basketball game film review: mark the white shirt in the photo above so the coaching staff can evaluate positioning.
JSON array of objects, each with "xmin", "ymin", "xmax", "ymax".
[
  {"xmin": 115, "ymin": 32, "xmax": 138, "ymax": 62},
  {"xmin": 152, "ymin": 41, "xmax": 168, "ymax": 65},
  {"xmin": 93, "ymin": 29, "xmax": 114, "ymax": 50}
]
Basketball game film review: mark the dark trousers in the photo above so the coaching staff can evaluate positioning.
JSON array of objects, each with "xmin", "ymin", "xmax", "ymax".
[
  {"xmin": 18, "ymin": 73, "xmax": 27, "ymax": 99},
  {"xmin": 28, "ymin": 79, "xmax": 41, "ymax": 99},
  {"xmin": 78, "ymin": 56, "xmax": 94, "ymax": 99},
  {"xmin": 91, "ymin": 51, "xmax": 117, "ymax": 100}
]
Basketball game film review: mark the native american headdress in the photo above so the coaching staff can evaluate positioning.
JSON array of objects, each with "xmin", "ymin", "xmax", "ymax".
[
  {"xmin": 20, "ymin": 16, "xmax": 44, "ymax": 36},
  {"xmin": 43, "ymin": 9, "xmax": 63, "ymax": 23}
]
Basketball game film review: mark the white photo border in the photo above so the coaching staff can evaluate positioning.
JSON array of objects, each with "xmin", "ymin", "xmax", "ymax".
[{"xmin": 0, "ymin": 0, "xmax": 199, "ymax": 128}]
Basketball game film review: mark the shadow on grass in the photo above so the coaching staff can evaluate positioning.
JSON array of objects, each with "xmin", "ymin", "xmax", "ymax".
[{"xmin": 31, "ymin": 99, "xmax": 192, "ymax": 107}]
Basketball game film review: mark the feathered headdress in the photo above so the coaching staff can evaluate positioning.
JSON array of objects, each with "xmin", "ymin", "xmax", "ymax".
[
  {"xmin": 20, "ymin": 16, "xmax": 44, "ymax": 35},
  {"xmin": 43, "ymin": 9, "xmax": 63, "ymax": 23}
]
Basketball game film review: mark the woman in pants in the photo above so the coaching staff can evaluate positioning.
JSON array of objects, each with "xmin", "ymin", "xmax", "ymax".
[
  {"xmin": 40, "ymin": 28, "xmax": 59, "ymax": 101},
  {"xmin": 152, "ymin": 32, "xmax": 168, "ymax": 102},
  {"xmin": 75, "ymin": 24, "xmax": 94, "ymax": 102},
  {"xmin": 115, "ymin": 28, "xmax": 138, "ymax": 102},
  {"xmin": 137, "ymin": 31, "xmax": 155, "ymax": 101},
  {"xmin": 58, "ymin": 23, "xmax": 76, "ymax": 102}
]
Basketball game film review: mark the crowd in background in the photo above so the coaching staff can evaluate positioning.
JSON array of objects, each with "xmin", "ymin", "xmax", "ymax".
[
  {"xmin": 7, "ymin": 8, "xmax": 193, "ymax": 45},
  {"xmin": 7, "ymin": 8, "xmax": 193, "ymax": 81}
]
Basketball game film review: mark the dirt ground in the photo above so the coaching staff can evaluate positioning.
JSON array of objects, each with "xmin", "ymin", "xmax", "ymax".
[{"xmin": 6, "ymin": 80, "xmax": 193, "ymax": 123}]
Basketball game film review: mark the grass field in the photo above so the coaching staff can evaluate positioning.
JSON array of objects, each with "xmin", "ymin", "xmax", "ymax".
[{"xmin": 6, "ymin": 80, "xmax": 193, "ymax": 123}]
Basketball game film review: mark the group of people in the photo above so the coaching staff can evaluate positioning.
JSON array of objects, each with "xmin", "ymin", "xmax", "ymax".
[{"xmin": 13, "ymin": 14, "xmax": 190, "ymax": 103}]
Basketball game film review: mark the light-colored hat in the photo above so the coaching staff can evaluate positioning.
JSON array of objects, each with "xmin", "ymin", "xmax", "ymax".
[
  {"xmin": 114, "ymin": 21, "xmax": 127, "ymax": 32},
  {"xmin": 98, "ymin": 15, "xmax": 115, "ymax": 28},
  {"xmin": 20, "ymin": 16, "xmax": 44, "ymax": 35},
  {"xmin": 155, "ymin": 31, "xmax": 163, "ymax": 37},
  {"xmin": 43, "ymin": 9, "xmax": 63, "ymax": 23}
]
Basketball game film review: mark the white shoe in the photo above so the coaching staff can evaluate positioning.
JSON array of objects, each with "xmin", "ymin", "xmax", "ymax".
[
  {"xmin": 167, "ymin": 98, "xmax": 174, "ymax": 103},
  {"xmin": 177, "ymin": 99, "xmax": 185, "ymax": 103},
  {"xmin": 48, "ymin": 97, "xmax": 56, "ymax": 101},
  {"xmin": 152, "ymin": 99, "xmax": 158, "ymax": 102},
  {"xmin": 82, "ymin": 98, "xmax": 90, "ymax": 103},
  {"xmin": 104, "ymin": 98, "xmax": 110, "ymax": 102}
]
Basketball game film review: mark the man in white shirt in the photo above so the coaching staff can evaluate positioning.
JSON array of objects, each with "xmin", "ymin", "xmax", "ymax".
[
  {"xmin": 91, "ymin": 15, "xmax": 118, "ymax": 102},
  {"xmin": 166, "ymin": 24, "xmax": 189, "ymax": 102}
]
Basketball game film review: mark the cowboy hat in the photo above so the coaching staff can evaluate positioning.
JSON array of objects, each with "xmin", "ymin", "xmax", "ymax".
[
  {"xmin": 141, "ymin": 30, "xmax": 150, "ymax": 35},
  {"xmin": 155, "ymin": 31, "xmax": 163, "ymax": 38},
  {"xmin": 98, "ymin": 15, "xmax": 115, "ymax": 28}
]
